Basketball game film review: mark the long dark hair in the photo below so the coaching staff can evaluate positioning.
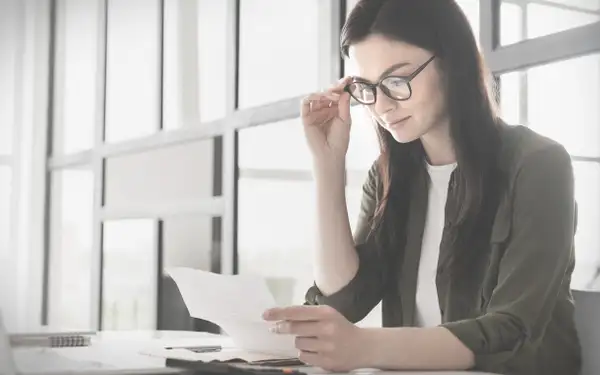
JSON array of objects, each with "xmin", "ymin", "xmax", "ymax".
[{"xmin": 342, "ymin": 0, "xmax": 503, "ymax": 275}]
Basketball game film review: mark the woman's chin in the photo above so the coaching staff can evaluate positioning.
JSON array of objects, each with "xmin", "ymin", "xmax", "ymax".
[{"xmin": 389, "ymin": 128, "xmax": 420, "ymax": 144}]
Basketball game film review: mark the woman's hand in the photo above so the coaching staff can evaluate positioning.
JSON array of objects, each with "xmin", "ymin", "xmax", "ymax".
[
  {"xmin": 301, "ymin": 77, "xmax": 352, "ymax": 165},
  {"xmin": 263, "ymin": 305, "xmax": 367, "ymax": 372}
]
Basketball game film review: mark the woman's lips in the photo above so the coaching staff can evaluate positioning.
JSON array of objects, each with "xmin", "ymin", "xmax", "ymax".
[{"xmin": 388, "ymin": 116, "xmax": 411, "ymax": 129}]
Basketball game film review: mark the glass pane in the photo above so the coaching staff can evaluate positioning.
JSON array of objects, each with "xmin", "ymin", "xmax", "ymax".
[
  {"xmin": 104, "ymin": 140, "xmax": 215, "ymax": 208},
  {"xmin": 499, "ymin": 71, "xmax": 522, "ymax": 126},
  {"xmin": 455, "ymin": 0, "xmax": 480, "ymax": 46},
  {"xmin": 500, "ymin": 0, "xmax": 600, "ymax": 46},
  {"xmin": 0, "ymin": 167, "xmax": 11, "ymax": 259},
  {"xmin": 238, "ymin": 0, "xmax": 321, "ymax": 108},
  {"xmin": 102, "ymin": 219, "xmax": 157, "ymax": 330},
  {"xmin": 52, "ymin": 0, "xmax": 101, "ymax": 154},
  {"xmin": 238, "ymin": 178, "xmax": 316, "ymax": 307},
  {"xmin": 105, "ymin": 0, "xmax": 160, "ymax": 143},
  {"xmin": 347, "ymin": 106, "xmax": 380, "ymax": 172},
  {"xmin": 500, "ymin": 53, "xmax": 600, "ymax": 157},
  {"xmin": 163, "ymin": 0, "xmax": 228, "ymax": 130},
  {"xmin": 239, "ymin": 178, "xmax": 381, "ymax": 325},
  {"xmin": 0, "ymin": 0, "xmax": 18, "ymax": 155},
  {"xmin": 47, "ymin": 169, "xmax": 94, "ymax": 330},
  {"xmin": 572, "ymin": 162, "xmax": 600, "ymax": 289},
  {"xmin": 500, "ymin": 2, "xmax": 524, "ymax": 46},
  {"xmin": 159, "ymin": 214, "xmax": 220, "ymax": 332},
  {"xmin": 238, "ymin": 119, "xmax": 312, "ymax": 171}
]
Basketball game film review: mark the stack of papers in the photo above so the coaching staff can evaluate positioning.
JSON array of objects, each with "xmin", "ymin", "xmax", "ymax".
[{"xmin": 166, "ymin": 268, "xmax": 297, "ymax": 360}]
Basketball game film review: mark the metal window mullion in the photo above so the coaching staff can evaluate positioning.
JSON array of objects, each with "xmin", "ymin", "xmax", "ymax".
[
  {"xmin": 239, "ymin": 168, "xmax": 314, "ymax": 181},
  {"xmin": 47, "ymin": 151, "xmax": 93, "ymax": 169},
  {"xmin": 91, "ymin": 0, "xmax": 108, "ymax": 331},
  {"xmin": 221, "ymin": 0, "xmax": 239, "ymax": 276},
  {"xmin": 39, "ymin": 0, "xmax": 57, "ymax": 327},
  {"xmin": 487, "ymin": 22, "xmax": 600, "ymax": 74},
  {"xmin": 503, "ymin": 0, "xmax": 600, "ymax": 16},
  {"xmin": 571, "ymin": 156, "xmax": 600, "ymax": 163},
  {"xmin": 99, "ymin": 197, "xmax": 225, "ymax": 221}
]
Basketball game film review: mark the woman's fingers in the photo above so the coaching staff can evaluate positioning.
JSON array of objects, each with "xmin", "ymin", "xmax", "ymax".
[
  {"xmin": 294, "ymin": 337, "xmax": 331, "ymax": 353},
  {"xmin": 301, "ymin": 77, "xmax": 352, "ymax": 114},
  {"xmin": 270, "ymin": 320, "xmax": 325, "ymax": 336},
  {"xmin": 301, "ymin": 93, "xmax": 338, "ymax": 117},
  {"xmin": 330, "ymin": 76, "xmax": 352, "ymax": 92}
]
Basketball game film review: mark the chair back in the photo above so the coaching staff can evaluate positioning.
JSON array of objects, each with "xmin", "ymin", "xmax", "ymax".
[
  {"xmin": 572, "ymin": 289, "xmax": 600, "ymax": 375},
  {"xmin": 0, "ymin": 310, "xmax": 17, "ymax": 375}
]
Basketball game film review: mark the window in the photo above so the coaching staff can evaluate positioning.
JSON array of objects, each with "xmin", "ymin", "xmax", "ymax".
[
  {"xmin": 347, "ymin": 106, "xmax": 380, "ymax": 173},
  {"xmin": 499, "ymin": 71, "xmax": 522, "ymax": 126},
  {"xmin": 105, "ymin": 0, "xmax": 161, "ymax": 143},
  {"xmin": 104, "ymin": 140, "xmax": 215, "ymax": 209},
  {"xmin": 500, "ymin": 53, "xmax": 600, "ymax": 157},
  {"xmin": 163, "ymin": 0, "xmax": 228, "ymax": 129},
  {"xmin": 47, "ymin": 169, "xmax": 94, "ymax": 330},
  {"xmin": 499, "ymin": 54, "xmax": 600, "ymax": 288},
  {"xmin": 102, "ymin": 219, "xmax": 157, "ymax": 330},
  {"xmin": 159, "ymin": 214, "xmax": 220, "ymax": 331},
  {"xmin": 500, "ymin": 0, "xmax": 600, "ymax": 46},
  {"xmin": 238, "ymin": 0, "xmax": 323, "ymax": 108},
  {"xmin": 572, "ymin": 162, "xmax": 600, "ymax": 288},
  {"xmin": 237, "ymin": 178, "xmax": 316, "ymax": 306},
  {"xmin": 0, "ymin": 0, "xmax": 17, "ymax": 155},
  {"xmin": 52, "ymin": 0, "xmax": 102, "ymax": 154},
  {"xmin": 455, "ymin": 0, "xmax": 480, "ymax": 46},
  {"xmin": 238, "ymin": 119, "xmax": 312, "ymax": 172},
  {"xmin": 238, "ymin": 177, "xmax": 380, "ymax": 327}
]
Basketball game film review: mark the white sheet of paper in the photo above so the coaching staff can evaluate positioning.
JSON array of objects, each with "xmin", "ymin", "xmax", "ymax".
[{"xmin": 167, "ymin": 267, "xmax": 297, "ymax": 358}]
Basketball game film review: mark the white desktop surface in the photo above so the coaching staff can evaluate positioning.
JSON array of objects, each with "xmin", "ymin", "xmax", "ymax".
[{"xmin": 12, "ymin": 330, "xmax": 499, "ymax": 375}]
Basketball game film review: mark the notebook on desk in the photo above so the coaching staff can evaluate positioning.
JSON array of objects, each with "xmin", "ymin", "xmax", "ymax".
[
  {"xmin": 9, "ymin": 331, "xmax": 93, "ymax": 349},
  {"xmin": 142, "ymin": 344, "xmax": 303, "ymax": 367}
]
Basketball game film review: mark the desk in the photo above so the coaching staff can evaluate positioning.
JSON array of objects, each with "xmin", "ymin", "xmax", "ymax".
[{"xmin": 12, "ymin": 331, "xmax": 498, "ymax": 375}]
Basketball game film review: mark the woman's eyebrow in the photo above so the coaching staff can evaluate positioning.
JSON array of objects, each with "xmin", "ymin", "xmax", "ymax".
[
  {"xmin": 378, "ymin": 62, "xmax": 410, "ymax": 80},
  {"xmin": 353, "ymin": 62, "xmax": 411, "ymax": 83}
]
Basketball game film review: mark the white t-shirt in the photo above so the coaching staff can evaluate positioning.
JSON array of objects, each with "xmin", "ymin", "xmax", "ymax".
[{"xmin": 415, "ymin": 162, "xmax": 457, "ymax": 327}]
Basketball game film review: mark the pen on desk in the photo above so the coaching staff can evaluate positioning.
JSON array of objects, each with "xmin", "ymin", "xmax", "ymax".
[{"xmin": 164, "ymin": 345, "xmax": 222, "ymax": 353}]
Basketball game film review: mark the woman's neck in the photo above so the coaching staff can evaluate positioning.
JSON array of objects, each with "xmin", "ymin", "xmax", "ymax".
[{"xmin": 420, "ymin": 120, "xmax": 456, "ymax": 166}]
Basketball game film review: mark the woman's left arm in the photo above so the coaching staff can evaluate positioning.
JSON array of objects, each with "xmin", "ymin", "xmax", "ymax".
[{"xmin": 264, "ymin": 143, "xmax": 576, "ymax": 372}]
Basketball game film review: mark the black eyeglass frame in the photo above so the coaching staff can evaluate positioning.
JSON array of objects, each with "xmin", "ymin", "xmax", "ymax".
[{"xmin": 344, "ymin": 55, "xmax": 436, "ymax": 105}]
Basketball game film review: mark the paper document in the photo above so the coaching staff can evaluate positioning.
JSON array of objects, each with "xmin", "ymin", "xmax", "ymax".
[{"xmin": 167, "ymin": 268, "xmax": 297, "ymax": 358}]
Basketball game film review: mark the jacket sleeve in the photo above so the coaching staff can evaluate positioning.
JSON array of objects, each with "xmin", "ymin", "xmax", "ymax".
[
  {"xmin": 304, "ymin": 162, "xmax": 385, "ymax": 323},
  {"xmin": 440, "ymin": 144, "xmax": 576, "ymax": 368}
]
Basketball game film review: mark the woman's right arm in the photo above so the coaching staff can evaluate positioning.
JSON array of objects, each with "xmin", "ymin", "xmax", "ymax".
[
  {"xmin": 300, "ymin": 79, "xmax": 384, "ymax": 322},
  {"xmin": 312, "ymin": 160, "xmax": 359, "ymax": 296},
  {"xmin": 306, "ymin": 161, "xmax": 385, "ymax": 323}
]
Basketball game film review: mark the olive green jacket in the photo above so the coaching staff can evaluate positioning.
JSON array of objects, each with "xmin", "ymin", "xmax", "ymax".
[{"xmin": 305, "ymin": 124, "xmax": 581, "ymax": 375}]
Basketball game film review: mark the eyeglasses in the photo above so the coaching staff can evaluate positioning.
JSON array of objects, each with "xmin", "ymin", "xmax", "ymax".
[{"xmin": 344, "ymin": 55, "xmax": 436, "ymax": 105}]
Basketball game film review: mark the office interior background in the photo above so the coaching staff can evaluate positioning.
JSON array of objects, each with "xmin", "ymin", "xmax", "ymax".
[{"xmin": 0, "ymin": 0, "xmax": 599, "ymax": 333}]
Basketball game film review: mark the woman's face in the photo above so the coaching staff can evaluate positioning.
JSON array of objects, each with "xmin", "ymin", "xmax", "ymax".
[{"xmin": 348, "ymin": 34, "xmax": 449, "ymax": 143}]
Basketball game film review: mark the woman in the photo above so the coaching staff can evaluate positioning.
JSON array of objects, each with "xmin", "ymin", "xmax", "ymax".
[{"xmin": 262, "ymin": 0, "xmax": 581, "ymax": 374}]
